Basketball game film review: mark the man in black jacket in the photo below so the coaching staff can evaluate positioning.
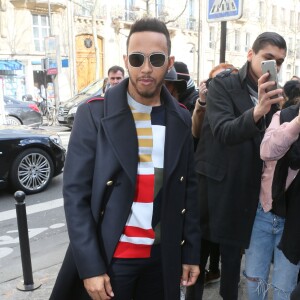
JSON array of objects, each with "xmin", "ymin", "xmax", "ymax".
[
  {"xmin": 194, "ymin": 32, "xmax": 286, "ymax": 299},
  {"xmin": 174, "ymin": 61, "xmax": 198, "ymax": 114}
]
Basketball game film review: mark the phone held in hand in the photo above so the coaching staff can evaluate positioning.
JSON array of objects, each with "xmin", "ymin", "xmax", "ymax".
[{"xmin": 261, "ymin": 60, "xmax": 278, "ymax": 97}]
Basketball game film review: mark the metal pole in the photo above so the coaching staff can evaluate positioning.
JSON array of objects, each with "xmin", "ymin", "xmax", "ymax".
[
  {"xmin": 219, "ymin": 21, "xmax": 227, "ymax": 63},
  {"xmin": 14, "ymin": 191, "xmax": 41, "ymax": 291},
  {"xmin": 197, "ymin": 0, "xmax": 201, "ymax": 85}
]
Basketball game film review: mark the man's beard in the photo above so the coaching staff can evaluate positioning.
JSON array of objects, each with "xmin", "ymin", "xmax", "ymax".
[{"xmin": 127, "ymin": 70, "xmax": 167, "ymax": 99}]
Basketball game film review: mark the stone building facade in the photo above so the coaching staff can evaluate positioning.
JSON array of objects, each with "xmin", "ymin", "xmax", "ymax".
[{"xmin": 0, "ymin": 0, "xmax": 299, "ymax": 103}]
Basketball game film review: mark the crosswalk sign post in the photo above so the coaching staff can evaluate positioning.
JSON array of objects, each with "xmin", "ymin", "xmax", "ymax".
[
  {"xmin": 207, "ymin": 0, "xmax": 243, "ymax": 63},
  {"xmin": 207, "ymin": 0, "xmax": 243, "ymax": 22}
]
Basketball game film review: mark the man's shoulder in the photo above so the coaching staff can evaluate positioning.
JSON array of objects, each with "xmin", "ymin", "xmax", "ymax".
[
  {"xmin": 86, "ymin": 96, "xmax": 105, "ymax": 103},
  {"xmin": 213, "ymin": 72, "xmax": 242, "ymax": 92},
  {"xmin": 76, "ymin": 96, "xmax": 105, "ymax": 121}
]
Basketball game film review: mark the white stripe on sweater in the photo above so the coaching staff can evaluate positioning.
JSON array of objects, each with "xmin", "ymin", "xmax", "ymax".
[
  {"xmin": 119, "ymin": 235, "xmax": 154, "ymax": 245},
  {"xmin": 126, "ymin": 202, "xmax": 153, "ymax": 229}
]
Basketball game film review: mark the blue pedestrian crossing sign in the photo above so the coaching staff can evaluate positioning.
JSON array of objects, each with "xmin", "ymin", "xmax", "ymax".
[{"xmin": 207, "ymin": 0, "xmax": 243, "ymax": 22}]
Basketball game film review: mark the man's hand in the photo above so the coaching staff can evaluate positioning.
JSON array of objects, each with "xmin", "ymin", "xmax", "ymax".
[
  {"xmin": 181, "ymin": 264, "xmax": 200, "ymax": 287},
  {"xmin": 198, "ymin": 80, "xmax": 208, "ymax": 103},
  {"xmin": 253, "ymin": 72, "xmax": 284, "ymax": 123},
  {"xmin": 83, "ymin": 274, "xmax": 114, "ymax": 300}
]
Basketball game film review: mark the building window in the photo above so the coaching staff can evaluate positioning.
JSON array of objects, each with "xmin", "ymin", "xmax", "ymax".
[
  {"xmin": 286, "ymin": 64, "xmax": 292, "ymax": 81},
  {"xmin": 32, "ymin": 14, "xmax": 50, "ymax": 52},
  {"xmin": 226, "ymin": 38, "xmax": 230, "ymax": 51},
  {"xmin": 209, "ymin": 27, "xmax": 215, "ymax": 49},
  {"xmin": 290, "ymin": 10, "xmax": 295, "ymax": 27},
  {"xmin": 258, "ymin": 1, "xmax": 264, "ymax": 20},
  {"xmin": 296, "ymin": 39, "xmax": 300, "ymax": 59},
  {"xmin": 186, "ymin": 0, "xmax": 196, "ymax": 30},
  {"xmin": 125, "ymin": 0, "xmax": 136, "ymax": 21},
  {"xmin": 75, "ymin": 0, "xmax": 94, "ymax": 16},
  {"xmin": 281, "ymin": 8, "xmax": 285, "ymax": 25},
  {"xmin": 234, "ymin": 30, "xmax": 240, "ymax": 51},
  {"xmin": 155, "ymin": 0, "xmax": 164, "ymax": 17},
  {"xmin": 295, "ymin": 66, "xmax": 300, "ymax": 77},
  {"xmin": 245, "ymin": 32, "xmax": 250, "ymax": 52},
  {"xmin": 272, "ymin": 5, "xmax": 277, "ymax": 25},
  {"xmin": 288, "ymin": 37, "xmax": 293, "ymax": 56}
]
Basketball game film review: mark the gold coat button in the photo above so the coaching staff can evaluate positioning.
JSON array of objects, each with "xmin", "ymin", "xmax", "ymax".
[
  {"xmin": 180, "ymin": 176, "xmax": 184, "ymax": 182},
  {"xmin": 181, "ymin": 208, "xmax": 186, "ymax": 215},
  {"xmin": 106, "ymin": 180, "xmax": 113, "ymax": 186},
  {"xmin": 180, "ymin": 240, "xmax": 185, "ymax": 246}
]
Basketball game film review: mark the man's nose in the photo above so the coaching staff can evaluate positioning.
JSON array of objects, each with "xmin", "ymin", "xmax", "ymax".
[{"xmin": 141, "ymin": 57, "xmax": 152, "ymax": 72}]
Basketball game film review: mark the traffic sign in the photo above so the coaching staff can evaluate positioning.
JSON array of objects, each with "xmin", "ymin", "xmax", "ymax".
[{"xmin": 207, "ymin": 0, "xmax": 243, "ymax": 22}]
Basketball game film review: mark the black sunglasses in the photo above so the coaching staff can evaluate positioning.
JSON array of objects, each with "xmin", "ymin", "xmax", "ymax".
[{"xmin": 128, "ymin": 52, "xmax": 167, "ymax": 68}]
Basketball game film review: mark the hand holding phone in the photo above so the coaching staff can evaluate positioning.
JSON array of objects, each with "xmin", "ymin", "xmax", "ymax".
[{"xmin": 261, "ymin": 60, "xmax": 278, "ymax": 97}]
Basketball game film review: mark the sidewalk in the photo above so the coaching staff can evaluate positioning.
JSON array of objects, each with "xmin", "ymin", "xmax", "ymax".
[
  {"xmin": 40, "ymin": 120, "xmax": 70, "ymax": 133},
  {"xmin": 1, "ymin": 263, "xmax": 61, "ymax": 300},
  {"xmin": 1, "ymin": 260, "xmax": 250, "ymax": 300}
]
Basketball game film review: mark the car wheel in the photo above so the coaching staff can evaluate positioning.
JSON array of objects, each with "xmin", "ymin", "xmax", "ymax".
[
  {"xmin": 10, "ymin": 148, "xmax": 54, "ymax": 194},
  {"xmin": 6, "ymin": 116, "xmax": 22, "ymax": 125}
]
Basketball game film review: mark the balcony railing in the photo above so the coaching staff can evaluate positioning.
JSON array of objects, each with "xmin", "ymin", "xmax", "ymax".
[{"xmin": 10, "ymin": 0, "xmax": 66, "ymax": 12}]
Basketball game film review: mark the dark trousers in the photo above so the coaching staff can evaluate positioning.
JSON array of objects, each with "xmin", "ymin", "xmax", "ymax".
[
  {"xmin": 186, "ymin": 238, "xmax": 220, "ymax": 299},
  {"xmin": 107, "ymin": 245, "xmax": 164, "ymax": 300},
  {"xmin": 186, "ymin": 243, "xmax": 242, "ymax": 300},
  {"xmin": 50, "ymin": 245, "xmax": 164, "ymax": 300},
  {"xmin": 219, "ymin": 243, "xmax": 242, "ymax": 300}
]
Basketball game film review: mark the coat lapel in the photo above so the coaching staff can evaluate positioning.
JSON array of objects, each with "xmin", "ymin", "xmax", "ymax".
[
  {"xmin": 101, "ymin": 81, "xmax": 189, "ymax": 187},
  {"xmin": 101, "ymin": 80, "xmax": 138, "ymax": 187},
  {"xmin": 162, "ymin": 88, "xmax": 190, "ymax": 181}
]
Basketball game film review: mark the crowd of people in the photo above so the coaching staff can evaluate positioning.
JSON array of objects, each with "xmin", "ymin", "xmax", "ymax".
[{"xmin": 49, "ymin": 17, "xmax": 300, "ymax": 300}]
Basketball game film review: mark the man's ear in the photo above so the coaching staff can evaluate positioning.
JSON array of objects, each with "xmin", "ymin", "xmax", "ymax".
[
  {"xmin": 247, "ymin": 49, "xmax": 253, "ymax": 62},
  {"xmin": 123, "ymin": 54, "xmax": 128, "ymax": 69},
  {"xmin": 168, "ymin": 56, "xmax": 175, "ymax": 70}
]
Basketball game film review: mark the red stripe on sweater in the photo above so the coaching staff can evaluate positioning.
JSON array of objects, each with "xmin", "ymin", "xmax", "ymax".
[
  {"xmin": 134, "ymin": 174, "xmax": 154, "ymax": 203},
  {"xmin": 124, "ymin": 226, "xmax": 155, "ymax": 239},
  {"xmin": 113, "ymin": 242, "xmax": 151, "ymax": 258}
]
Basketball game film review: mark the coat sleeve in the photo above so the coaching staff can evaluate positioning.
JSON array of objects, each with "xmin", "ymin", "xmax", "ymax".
[
  {"xmin": 206, "ymin": 77, "xmax": 262, "ymax": 146},
  {"xmin": 261, "ymin": 111, "xmax": 300, "ymax": 161},
  {"xmin": 63, "ymin": 101, "xmax": 107, "ymax": 279},
  {"xmin": 182, "ymin": 112, "xmax": 201, "ymax": 265}
]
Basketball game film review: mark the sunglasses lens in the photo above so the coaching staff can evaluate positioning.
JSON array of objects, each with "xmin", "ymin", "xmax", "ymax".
[
  {"xmin": 150, "ymin": 53, "xmax": 166, "ymax": 67},
  {"xmin": 129, "ymin": 53, "xmax": 144, "ymax": 67}
]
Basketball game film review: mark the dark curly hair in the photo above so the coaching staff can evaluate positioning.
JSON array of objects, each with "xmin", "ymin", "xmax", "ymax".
[
  {"xmin": 127, "ymin": 18, "xmax": 171, "ymax": 55},
  {"xmin": 283, "ymin": 80, "xmax": 300, "ymax": 108}
]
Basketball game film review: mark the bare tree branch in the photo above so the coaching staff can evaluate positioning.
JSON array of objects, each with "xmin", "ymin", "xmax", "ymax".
[{"xmin": 164, "ymin": 0, "xmax": 188, "ymax": 25}]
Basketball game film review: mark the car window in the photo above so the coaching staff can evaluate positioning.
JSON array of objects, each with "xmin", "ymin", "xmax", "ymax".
[
  {"xmin": 80, "ymin": 79, "xmax": 105, "ymax": 95},
  {"xmin": 4, "ymin": 96, "xmax": 18, "ymax": 105}
]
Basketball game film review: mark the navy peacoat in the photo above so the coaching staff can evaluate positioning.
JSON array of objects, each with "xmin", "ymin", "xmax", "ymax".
[{"xmin": 52, "ymin": 79, "xmax": 201, "ymax": 299}]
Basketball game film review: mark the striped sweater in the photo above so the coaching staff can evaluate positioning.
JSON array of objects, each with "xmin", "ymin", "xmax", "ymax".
[{"xmin": 113, "ymin": 94, "xmax": 165, "ymax": 258}]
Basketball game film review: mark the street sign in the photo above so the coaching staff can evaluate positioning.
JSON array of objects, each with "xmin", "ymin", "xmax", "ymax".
[{"xmin": 207, "ymin": 0, "xmax": 243, "ymax": 22}]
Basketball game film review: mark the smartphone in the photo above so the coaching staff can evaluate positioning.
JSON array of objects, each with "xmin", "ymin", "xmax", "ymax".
[{"xmin": 261, "ymin": 60, "xmax": 278, "ymax": 96}]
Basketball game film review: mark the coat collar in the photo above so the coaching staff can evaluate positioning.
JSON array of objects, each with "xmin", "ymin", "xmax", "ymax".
[{"xmin": 101, "ymin": 78, "xmax": 190, "ymax": 186}]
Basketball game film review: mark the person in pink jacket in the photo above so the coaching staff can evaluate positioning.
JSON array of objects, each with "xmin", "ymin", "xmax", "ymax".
[{"xmin": 244, "ymin": 101, "xmax": 300, "ymax": 300}]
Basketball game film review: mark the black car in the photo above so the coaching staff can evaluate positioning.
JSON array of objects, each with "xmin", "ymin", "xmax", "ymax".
[
  {"xmin": 57, "ymin": 78, "xmax": 105, "ymax": 128},
  {"xmin": 4, "ymin": 95, "xmax": 43, "ymax": 126},
  {"xmin": 0, "ymin": 125, "xmax": 66, "ymax": 194}
]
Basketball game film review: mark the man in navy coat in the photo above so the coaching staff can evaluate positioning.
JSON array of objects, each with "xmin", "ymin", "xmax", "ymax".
[{"xmin": 51, "ymin": 17, "xmax": 200, "ymax": 300}]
